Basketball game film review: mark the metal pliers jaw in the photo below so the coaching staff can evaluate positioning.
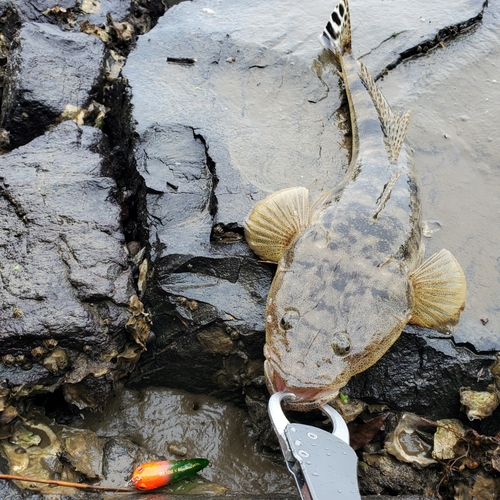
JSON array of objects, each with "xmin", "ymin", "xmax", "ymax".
[{"xmin": 268, "ymin": 391, "xmax": 361, "ymax": 500}]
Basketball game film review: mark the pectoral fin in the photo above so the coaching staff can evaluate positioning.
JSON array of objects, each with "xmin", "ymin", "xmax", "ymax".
[
  {"xmin": 409, "ymin": 249, "xmax": 466, "ymax": 331},
  {"xmin": 244, "ymin": 187, "xmax": 310, "ymax": 262}
]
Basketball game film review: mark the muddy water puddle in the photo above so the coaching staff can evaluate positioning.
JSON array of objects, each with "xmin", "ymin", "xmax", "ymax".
[
  {"xmin": 82, "ymin": 387, "xmax": 295, "ymax": 495},
  {"xmin": 377, "ymin": 3, "xmax": 500, "ymax": 351}
]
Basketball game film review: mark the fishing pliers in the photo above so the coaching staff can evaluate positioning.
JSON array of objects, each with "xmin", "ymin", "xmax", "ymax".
[{"xmin": 268, "ymin": 391, "xmax": 361, "ymax": 500}]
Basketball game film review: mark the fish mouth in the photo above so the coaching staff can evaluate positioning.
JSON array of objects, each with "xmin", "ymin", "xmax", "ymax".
[{"xmin": 264, "ymin": 360, "xmax": 338, "ymax": 411}]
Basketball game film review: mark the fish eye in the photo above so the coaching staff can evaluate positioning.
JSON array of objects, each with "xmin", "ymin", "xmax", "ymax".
[
  {"xmin": 280, "ymin": 308, "xmax": 300, "ymax": 331},
  {"xmin": 331, "ymin": 331, "xmax": 351, "ymax": 356}
]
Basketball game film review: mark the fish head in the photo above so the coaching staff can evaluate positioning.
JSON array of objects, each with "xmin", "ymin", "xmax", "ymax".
[{"xmin": 264, "ymin": 244, "xmax": 412, "ymax": 411}]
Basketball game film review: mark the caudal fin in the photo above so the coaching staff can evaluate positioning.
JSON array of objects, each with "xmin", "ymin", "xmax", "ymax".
[{"xmin": 319, "ymin": 0, "xmax": 351, "ymax": 58}]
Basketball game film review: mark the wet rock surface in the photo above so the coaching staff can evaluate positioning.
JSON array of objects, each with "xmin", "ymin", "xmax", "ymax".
[
  {"xmin": 125, "ymin": 119, "xmax": 275, "ymax": 398},
  {"xmin": 0, "ymin": 22, "xmax": 106, "ymax": 149},
  {"xmin": 350, "ymin": 0, "xmax": 488, "ymax": 78},
  {"xmin": 0, "ymin": 121, "xmax": 146, "ymax": 409},
  {"xmin": 0, "ymin": 0, "xmax": 168, "ymax": 38},
  {"xmin": 0, "ymin": 0, "xmax": 128, "ymax": 27},
  {"xmin": 344, "ymin": 326, "xmax": 497, "ymax": 421},
  {"xmin": 0, "ymin": 0, "xmax": 498, "ymax": 498},
  {"xmin": 124, "ymin": 0, "xmax": 347, "ymax": 401}
]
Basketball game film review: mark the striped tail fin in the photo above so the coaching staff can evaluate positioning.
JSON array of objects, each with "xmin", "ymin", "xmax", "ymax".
[{"xmin": 319, "ymin": 0, "xmax": 351, "ymax": 59}]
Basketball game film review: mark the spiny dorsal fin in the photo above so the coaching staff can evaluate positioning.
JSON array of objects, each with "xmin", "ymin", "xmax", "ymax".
[
  {"xmin": 359, "ymin": 61, "xmax": 411, "ymax": 162},
  {"xmin": 244, "ymin": 187, "xmax": 310, "ymax": 263},
  {"xmin": 319, "ymin": 0, "xmax": 351, "ymax": 59}
]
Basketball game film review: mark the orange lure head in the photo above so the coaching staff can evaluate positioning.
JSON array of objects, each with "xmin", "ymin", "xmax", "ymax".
[{"xmin": 132, "ymin": 458, "xmax": 209, "ymax": 491}]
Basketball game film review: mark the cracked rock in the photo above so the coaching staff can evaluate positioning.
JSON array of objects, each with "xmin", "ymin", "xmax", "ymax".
[
  {"xmin": 0, "ymin": 21, "xmax": 106, "ymax": 149},
  {"xmin": 128, "ymin": 125, "xmax": 273, "ymax": 399},
  {"xmin": 351, "ymin": 0, "xmax": 487, "ymax": 78},
  {"xmin": 123, "ymin": 0, "xmax": 347, "ymax": 224},
  {"xmin": 0, "ymin": 121, "xmax": 147, "ymax": 409},
  {"xmin": 344, "ymin": 326, "xmax": 497, "ymax": 421},
  {"xmin": 0, "ymin": 0, "xmax": 129, "ymax": 27}
]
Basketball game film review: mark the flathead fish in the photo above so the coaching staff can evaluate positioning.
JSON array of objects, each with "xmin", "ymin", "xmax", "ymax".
[{"xmin": 244, "ymin": 0, "xmax": 466, "ymax": 410}]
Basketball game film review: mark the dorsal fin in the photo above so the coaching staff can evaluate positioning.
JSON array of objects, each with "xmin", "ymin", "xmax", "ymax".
[
  {"xmin": 318, "ymin": 0, "xmax": 351, "ymax": 59},
  {"xmin": 359, "ymin": 61, "xmax": 411, "ymax": 162}
]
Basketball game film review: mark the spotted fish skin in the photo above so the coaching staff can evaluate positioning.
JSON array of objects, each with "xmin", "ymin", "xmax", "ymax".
[{"xmin": 244, "ymin": 0, "xmax": 466, "ymax": 411}]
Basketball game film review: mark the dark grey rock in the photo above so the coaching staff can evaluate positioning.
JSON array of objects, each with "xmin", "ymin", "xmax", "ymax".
[
  {"xmin": 351, "ymin": 0, "xmax": 487, "ymax": 78},
  {"xmin": 345, "ymin": 326, "xmax": 497, "ymax": 421},
  {"xmin": 0, "ymin": 0, "xmax": 170, "ymax": 61},
  {"xmin": 127, "ymin": 122, "xmax": 274, "ymax": 399},
  {"xmin": 124, "ymin": 0, "xmax": 487, "ymax": 221},
  {"xmin": 0, "ymin": 5, "xmax": 21, "ymax": 53},
  {"xmin": 125, "ymin": 0, "xmax": 347, "ymax": 400},
  {"xmin": 124, "ymin": 0, "xmax": 347, "ymax": 224},
  {"xmin": 0, "ymin": 121, "xmax": 145, "ymax": 409},
  {"xmin": 0, "ymin": 22, "xmax": 106, "ymax": 148},
  {"xmin": 0, "ymin": 0, "xmax": 129, "ymax": 28}
]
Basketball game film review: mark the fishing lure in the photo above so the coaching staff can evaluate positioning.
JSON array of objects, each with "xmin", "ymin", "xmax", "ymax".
[{"xmin": 132, "ymin": 458, "xmax": 209, "ymax": 491}]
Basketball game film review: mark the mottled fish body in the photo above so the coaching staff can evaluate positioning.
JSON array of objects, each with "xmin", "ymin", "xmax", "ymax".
[{"xmin": 244, "ymin": 0, "xmax": 466, "ymax": 410}]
